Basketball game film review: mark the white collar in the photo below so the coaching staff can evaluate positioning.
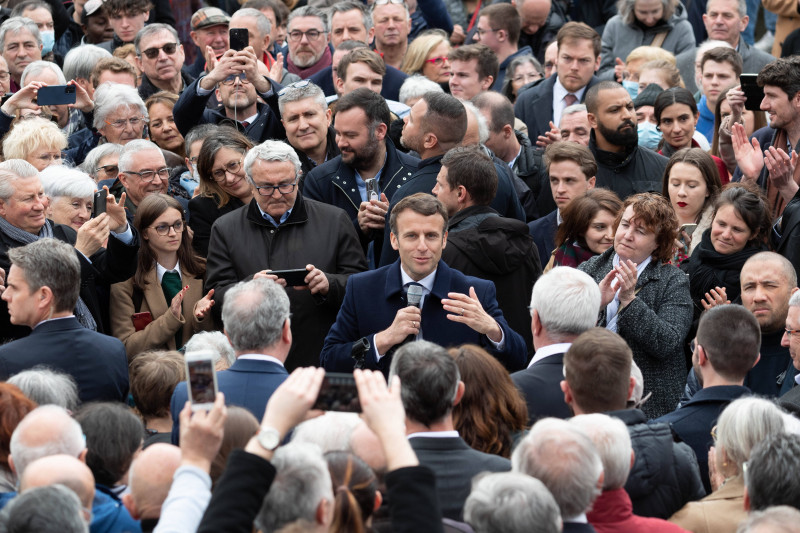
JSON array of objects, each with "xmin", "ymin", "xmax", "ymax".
[
  {"xmin": 553, "ymin": 78, "xmax": 588, "ymax": 102},
  {"xmin": 237, "ymin": 354, "xmax": 285, "ymax": 366},
  {"xmin": 156, "ymin": 260, "xmax": 181, "ymax": 284},
  {"xmin": 566, "ymin": 514, "xmax": 588, "ymax": 524},
  {"xmin": 33, "ymin": 315, "xmax": 75, "ymax": 329},
  {"xmin": 407, "ymin": 430, "xmax": 459, "ymax": 439},
  {"xmin": 399, "ymin": 267, "xmax": 436, "ymax": 294},
  {"xmin": 528, "ymin": 342, "xmax": 572, "ymax": 368}
]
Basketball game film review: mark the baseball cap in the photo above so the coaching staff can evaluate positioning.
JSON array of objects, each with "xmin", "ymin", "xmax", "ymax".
[{"xmin": 191, "ymin": 7, "xmax": 231, "ymax": 31}]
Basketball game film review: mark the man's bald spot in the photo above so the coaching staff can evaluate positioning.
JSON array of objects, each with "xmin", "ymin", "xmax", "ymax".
[
  {"xmin": 349, "ymin": 422, "xmax": 387, "ymax": 475},
  {"xmin": 20, "ymin": 454, "xmax": 95, "ymax": 509},
  {"xmin": 743, "ymin": 252, "xmax": 798, "ymax": 288},
  {"xmin": 128, "ymin": 443, "xmax": 181, "ymax": 518},
  {"xmin": 14, "ymin": 405, "xmax": 78, "ymax": 449}
]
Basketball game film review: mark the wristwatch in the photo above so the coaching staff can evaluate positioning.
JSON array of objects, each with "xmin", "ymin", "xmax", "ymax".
[{"xmin": 256, "ymin": 426, "xmax": 281, "ymax": 451}]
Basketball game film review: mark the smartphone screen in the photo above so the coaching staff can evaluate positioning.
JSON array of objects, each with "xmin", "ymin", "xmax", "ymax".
[
  {"xmin": 185, "ymin": 351, "xmax": 218, "ymax": 410},
  {"xmin": 312, "ymin": 373, "xmax": 361, "ymax": 412}
]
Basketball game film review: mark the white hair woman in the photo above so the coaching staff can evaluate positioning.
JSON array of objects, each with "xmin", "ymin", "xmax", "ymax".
[{"xmin": 40, "ymin": 166, "xmax": 97, "ymax": 231}]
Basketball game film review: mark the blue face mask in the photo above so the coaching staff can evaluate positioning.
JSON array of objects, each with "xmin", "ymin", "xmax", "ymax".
[
  {"xmin": 622, "ymin": 80, "xmax": 639, "ymax": 100},
  {"xmin": 41, "ymin": 30, "xmax": 55, "ymax": 55},
  {"xmin": 637, "ymin": 121, "xmax": 662, "ymax": 150}
]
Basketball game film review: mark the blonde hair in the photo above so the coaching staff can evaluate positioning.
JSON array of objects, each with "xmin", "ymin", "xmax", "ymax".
[
  {"xmin": 2, "ymin": 117, "xmax": 67, "ymax": 160},
  {"xmin": 625, "ymin": 46, "xmax": 677, "ymax": 66},
  {"xmin": 401, "ymin": 31, "xmax": 449, "ymax": 76}
]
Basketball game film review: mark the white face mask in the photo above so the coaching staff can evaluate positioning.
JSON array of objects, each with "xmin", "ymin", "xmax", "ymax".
[{"xmin": 191, "ymin": 163, "xmax": 199, "ymax": 181}]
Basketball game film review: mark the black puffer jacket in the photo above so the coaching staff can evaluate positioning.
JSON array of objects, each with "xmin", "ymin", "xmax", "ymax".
[
  {"xmin": 609, "ymin": 408, "xmax": 706, "ymax": 519},
  {"xmin": 442, "ymin": 206, "xmax": 541, "ymax": 359},
  {"xmin": 513, "ymin": 131, "xmax": 555, "ymax": 218}
]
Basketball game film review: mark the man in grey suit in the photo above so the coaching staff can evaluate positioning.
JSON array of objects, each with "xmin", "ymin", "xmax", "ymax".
[
  {"xmin": 676, "ymin": 0, "xmax": 774, "ymax": 94},
  {"xmin": 389, "ymin": 340, "xmax": 510, "ymax": 521}
]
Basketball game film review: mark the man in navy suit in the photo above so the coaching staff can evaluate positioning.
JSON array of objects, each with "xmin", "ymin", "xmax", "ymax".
[
  {"xmin": 321, "ymin": 193, "xmax": 526, "ymax": 374},
  {"xmin": 511, "ymin": 266, "xmax": 601, "ymax": 425},
  {"xmin": 0, "ymin": 239, "xmax": 129, "ymax": 404},
  {"xmin": 528, "ymin": 141, "xmax": 596, "ymax": 269},
  {"xmin": 171, "ymin": 277, "xmax": 290, "ymax": 443},
  {"xmin": 514, "ymin": 21, "xmax": 600, "ymax": 145}
]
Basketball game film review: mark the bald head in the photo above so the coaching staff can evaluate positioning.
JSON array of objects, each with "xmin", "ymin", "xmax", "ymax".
[
  {"xmin": 9, "ymin": 405, "xmax": 85, "ymax": 477},
  {"xmin": 20, "ymin": 454, "xmax": 95, "ymax": 510},
  {"xmin": 123, "ymin": 443, "xmax": 181, "ymax": 520},
  {"xmin": 349, "ymin": 422, "xmax": 386, "ymax": 476}
]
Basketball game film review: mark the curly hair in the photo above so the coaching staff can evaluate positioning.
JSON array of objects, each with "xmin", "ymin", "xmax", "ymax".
[
  {"xmin": 448, "ymin": 345, "xmax": 528, "ymax": 458},
  {"xmin": 615, "ymin": 192, "xmax": 678, "ymax": 263}
]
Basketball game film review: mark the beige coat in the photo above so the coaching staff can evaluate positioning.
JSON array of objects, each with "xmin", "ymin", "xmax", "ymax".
[
  {"xmin": 764, "ymin": 0, "xmax": 800, "ymax": 57},
  {"xmin": 668, "ymin": 475, "xmax": 747, "ymax": 533},
  {"xmin": 111, "ymin": 268, "xmax": 213, "ymax": 359}
]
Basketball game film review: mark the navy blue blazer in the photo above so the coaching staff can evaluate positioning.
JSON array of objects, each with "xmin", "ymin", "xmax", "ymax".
[
  {"xmin": 308, "ymin": 64, "xmax": 409, "ymax": 101},
  {"xmin": 654, "ymin": 384, "xmax": 751, "ymax": 494},
  {"xmin": 320, "ymin": 259, "xmax": 527, "ymax": 373},
  {"xmin": 0, "ymin": 317, "xmax": 129, "ymax": 404},
  {"xmin": 170, "ymin": 358, "xmax": 289, "ymax": 443},
  {"xmin": 528, "ymin": 210, "xmax": 557, "ymax": 270},
  {"xmin": 511, "ymin": 352, "xmax": 571, "ymax": 425}
]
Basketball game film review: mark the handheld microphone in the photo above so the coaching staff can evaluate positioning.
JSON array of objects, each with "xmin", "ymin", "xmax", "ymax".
[{"xmin": 406, "ymin": 283, "xmax": 424, "ymax": 308}]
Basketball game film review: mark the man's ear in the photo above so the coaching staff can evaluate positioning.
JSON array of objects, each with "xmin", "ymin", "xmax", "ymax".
[
  {"xmin": 78, "ymin": 448, "xmax": 88, "ymax": 464},
  {"xmin": 627, "ymin": 376, "xmax": 635, "ymax": 401},
  {"xmin": 502, "ymin": 124, "xmax": 514, "ymax": 140},
  {"xmin": 374, "ymin": 122, "xmax": 388, "ymax": 142},
  {"xmin": 561, "ymin": 380, "xmax": 573, "ymax": 406},
  {"xmin": 121, "ymin": 493, "xmax": 140, "ymax": 520},
  {"xmin": 7, "ymin": 455, "xmax": 14, "ymax": 476},
  {"xmin": 373, "ymin": 490, "xmax": 383, "ymax": 511},
  {"xmin": 588, "ymin": 176, "xmax": 596, "ymax": 189},
  {"xmin": 390, "ymin": 230, "xmax": 399, "ymax": 251},
  {"xmin": 453, "ymin": 380, "xmax": 465, "ymax": 406},
  {"xmin": 316, "ymin": 497, "xmax": 334, "ymax": 526},
  {"xmin": 587, "ymin": 112, "xmax": 598, "ymax": 129},
  {"xmin": 480, "ymin": 75, "xmax": 494, "ymax": 91},
  {"xmin": 531, "ymin": 309, "xmax": 542, "ymax": 337}
]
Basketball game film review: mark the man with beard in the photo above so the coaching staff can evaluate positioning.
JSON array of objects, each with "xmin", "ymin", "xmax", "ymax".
[
  {"xmin": 655, "ymin": 305, "xmax": 758, "ymax": 493},
  {"xmin": 285, "ymin": 6, "xmax": 331, "ymax": 79},
  {"xmin": 173, "ymin": 42, "xmax": 284, "ymax": 143},
  {"xmin": 585, "ymin": 80, "xmax": 667, "ymax": 199},
  {"xmin": 303, "ymin": 88, "xmax": 418, "ymax": 263}
]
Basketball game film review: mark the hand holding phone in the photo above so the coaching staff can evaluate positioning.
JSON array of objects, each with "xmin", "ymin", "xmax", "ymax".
[{"xmin": 36, "ymin": 85, "xmax": 77, "ymax": 106}]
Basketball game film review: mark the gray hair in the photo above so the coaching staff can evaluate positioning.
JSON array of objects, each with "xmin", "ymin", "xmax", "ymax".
[
  {"xmin": 562, "ymin": 103, "xmax": 587, "ymax": 116},
  {"xmin": 327, "ymin": 1, "xmax": 372, "ymax": 32},
  {"xmin": 737, "ymin": 506, "xmax": 800, "ymax": 533},
  {"xmin": 530, "ymin": 267, "xmax": 601, "ymax": 341},
  {"xmin": 134, "ymin": 23, "xmax": 179, "ymax": 55},
  {"xmin": 92, "ymin": 82, "xmax": 148, "ymax": 130},
  {"xmin": 723, "ymin": 0, "xmax": 748, "ymax": 19},
  {"xmin": 0, "ymin": 17, "xmax": 42, "ymax": 52},
  {"xmin": 243, "ymin": 139, "xmax": 302, "ymax": 185},
  {"xmin": 370, "ymin": 0, "xmax": 409, "ymax": 21},
  {"xmin": 791, "ymin": 291, "xmax": 800, "ymax": 308},
  {"xmin": 716, "ymin": 397, "xmax": 785, "ymax": 471},
  {"xmin": 570, "ymin": 414, "xmax": 631, "ymax": 490},
  {"xmin": 277, "ymin": 81, "xmax": 327, "ymax": 116},
  {"xmin": 462, "ymin": 100, "xmax": 489, "ymax": 145},
  {"xmin": 9, "ymin": 405, "xmax": 85, "ymax": 477},
  {"xmin": 221, "ymin": 277, "xmax": 291, "ymax": 352},
  {"xmin": 8, "ymin": 239, "xmax": 81, "ymax": 313},
  {"xmin": 184, "ymin": 124, "xmax": 219, "ymax": 157},
  {"xmin": 464, "ymin": 472, "xmax": 562, "ymax": 533},
  {"xmin": 40, "ymin": 166, "xmax": 96, "ymax": 200},
  {"xmin": 21, "ymin": 60, "xmax": 66, "ymax": 86},
  {"xmin": 118, "ymin": 139, "xmax": 162, "ymax": 173},
  {"xmin": 746, "ymin": 432, "xmax": 800, "ymax": 511},
  {"xmin": 184, "ymin": 331, "xmax": 236, "ymax": 368},
  {"xmin": 511, "ymin": 417, "xmax": 603, "ymax": 519},
  {"xmin": 629, "ymin": 360, "xmax": 644, "ymax": 404},
  {"xmin": 63, "ymin": 45, "xmax": 111, "ymax": 81},
  {"xmin": 0, "ymin": 159, "xmax": 39, "ymax": 201},
  {"xmin": 291, "ymin": 412, "xmax": 361, "ymax": 452},
  {"xmin": 398, "ymin": 74, "xmax": 443, "ymax": 106},
  {"xmin": 231, "ymin": 8, "xmax": 272, "ymax": 38},
  {"xmin": 2, "ymin": 484, "xmax": 88, "ymax": 533},
  {"xmin": 287, "ymin": 5, "xmax": 329, "ymax": 33},
  {"xmin": 80, "ymin": 143, "xmax": 123, "ymax": 178},
  {"xmin": 7, "ymin": 367, "xmax": 80, "ymax": 413},
  {"xmin": 255, "ymin": 443, "xmax": 334, "ymax": 532}
]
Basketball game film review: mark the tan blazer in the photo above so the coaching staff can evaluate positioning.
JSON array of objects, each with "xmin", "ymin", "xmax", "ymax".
[
  {"xmin": 669, "ymin": 475, "xmax": 746, "ymax": 533},
  {"xmin": 110, "ymin": 268, "xmax": 214, "ymax": 359}
]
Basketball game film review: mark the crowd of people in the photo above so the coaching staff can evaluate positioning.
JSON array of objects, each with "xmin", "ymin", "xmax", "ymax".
[{"xmin": 1, "ymin": 0, "xmax": 800, "ymax": 531}]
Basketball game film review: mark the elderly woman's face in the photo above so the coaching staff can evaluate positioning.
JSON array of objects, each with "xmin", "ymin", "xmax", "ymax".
[
  {"xmin": 614, "ymin": 205, "xmax": 659, "ymax": 264},
  {"xmin": 510, "ymin": 61, "xmax": 542, "ymax": 96},
  {"xmin": 634, "ymin": 0, "xmax": 664, "ymax": 27},
  {"xmin": 99, "ymin": 104, "xmax": 146, "ymax": 145},
  {"xmin": 27, "ymin": 145, "xmax": 63, "ymax": 171},
  {"xmin": 421, "ymin": 41, "xmax": 452, "ymax": 84},
  {"xmin": 47, "ymin": 195, "xmax": 93, "ymax": 230},
  {"xmin": 148, "ymin": 102, "xmax": 184, "ymax": 154}
]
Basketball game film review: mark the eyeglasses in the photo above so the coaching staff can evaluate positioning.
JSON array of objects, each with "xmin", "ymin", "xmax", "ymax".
[
  {"xmin": 95, "ymin": 164, "xmax": 119, "ymax": 176},
  {"xmin": 188, "ymin": 156, "xmax": 198, "ymax": 165},
  {"xmin": 785, "ymin": 327, "xmax": 800, "ymax": 338},
  {"xmin": 710, "ymin": 425, "xmax": 718, "ymax": 440},
  {"xmin": 140, "ymin": 42, "xmax": 179, "ymax": 59},
  {"xmin": 150, "ymin": 220, "xmax": 184, "ymax": 235},
  {"xmin": 104, "ymin": 116, "xmax": 148, "ymax": 129},
  {"xmin": 288, "ymin": 29, "xmax": 324, "ymax": 42},
  {"xmin": 513, "ymin": 72, "xmax": 542, "ymax": 83},
  {"xmin": 221, "ymin": 73, "xmax": 250, "ymax": 86},
  {"xmin": 425, "ymin": 56, "xmax": 449, "ymax": 67},
  {"xmin": 254, "ymin": 178, "xmax": 298, "ymax": 197},
  {"xmin": 277, "ymin": 79, "xmax": 311, "ymax": 96},
  {"xmin": 211, "ymin": 159, "xmax": 243, "ymax": 182},
  {"xmin": 120, "ymin": 167, "xmax": 171, "ymax": 183},
  {"xmin": 475, "ymin": 28, "xmax": 500, "ymax": 36}
]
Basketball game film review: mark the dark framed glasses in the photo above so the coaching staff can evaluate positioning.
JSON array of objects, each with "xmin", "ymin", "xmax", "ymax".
[
  {"xmin": 150, "ymin": 220, "xmax": 184, "ymax": 235},
  {"xmin": 254, "ymin": 179, "xmax": 298, "ymax": 197},
  {"xmin": 140, "ymin": 42, "xmax": 179, "ymax": 59},
  {"xmin": 221, "ymin": 73, "xmax": 250, "ymax": 86}
]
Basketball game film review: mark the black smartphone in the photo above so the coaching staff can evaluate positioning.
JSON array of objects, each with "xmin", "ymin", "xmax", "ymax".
[
  {"xmin": 739, "ymin": 74, "xmax": 764, "ymax": 112},
  {"xmin": 312, "ymin": 373, "xmax": 361, "ymax": 412},
  {"xmin": 185, "ymin": 350, "xmax": 218, "ymax": 410},
  {"xmin": 230, "ymin": 28, "xmax": 249, "ymax": 51},
  {"xmin": 269, "ymin": 268, "xmax": 308, "ymax": 287},
  {"xmin": 36, "ymin": 85, "xmax": 77, "ymax": 106},
  {"xmin": 92, "ymin": 190, "xmax": 107, "ymax": 217}
]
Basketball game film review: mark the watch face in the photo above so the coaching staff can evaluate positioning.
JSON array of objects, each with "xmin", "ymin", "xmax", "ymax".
[{"xmin": 258, "ymin": 427, "xmax": 280, "ymax": 450}]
